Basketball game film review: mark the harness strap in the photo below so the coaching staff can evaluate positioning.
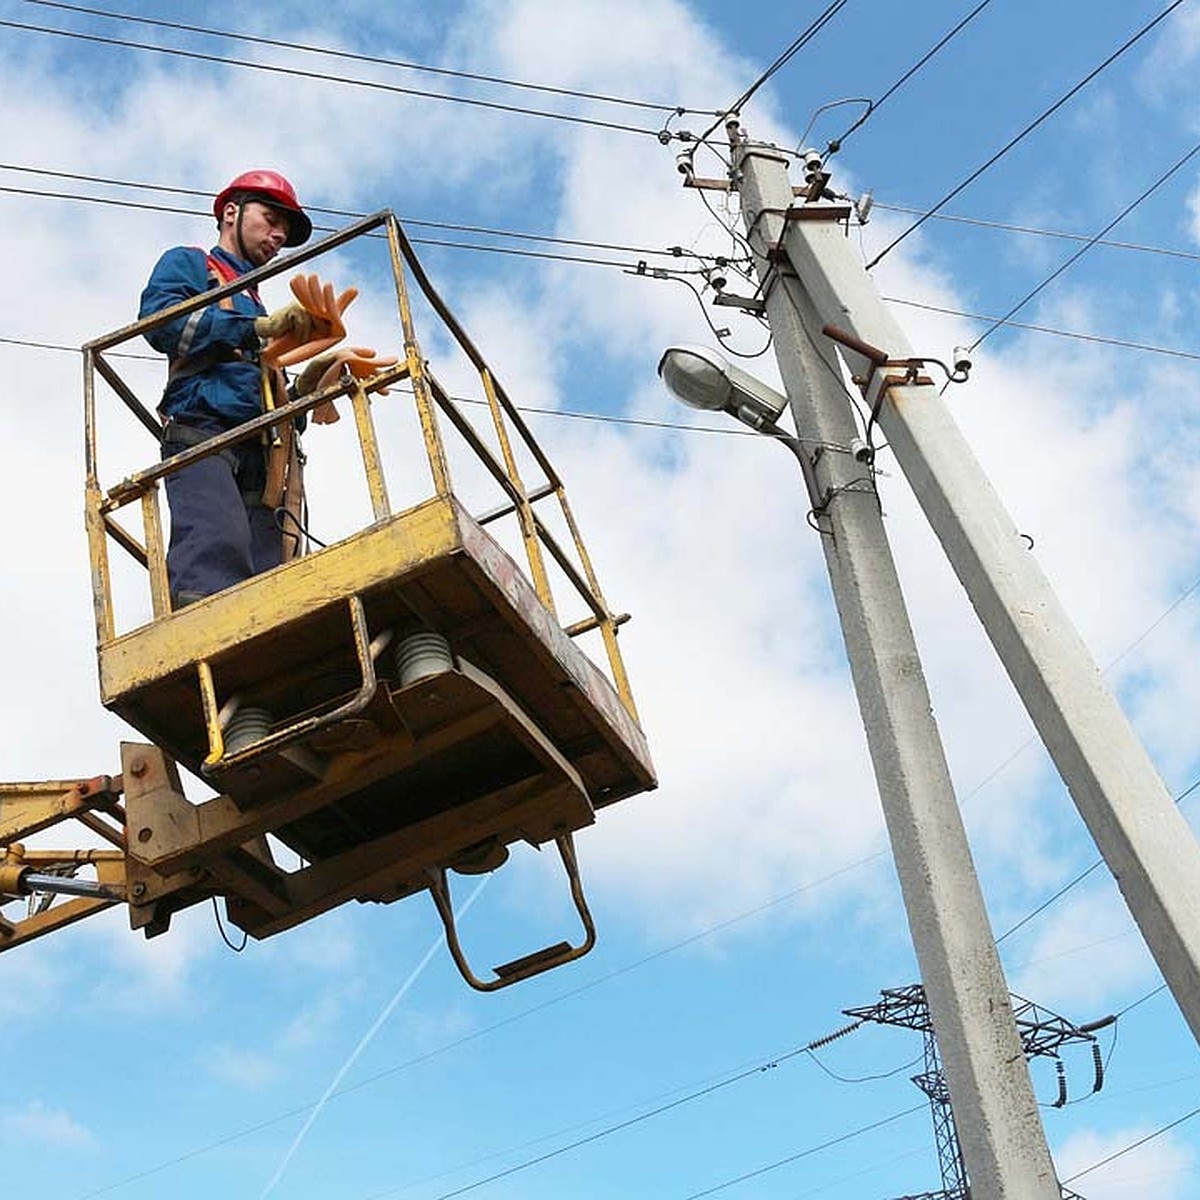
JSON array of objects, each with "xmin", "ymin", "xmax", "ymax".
[{"xmin": 167, "ymin": 251, "xmax": 261, "ymax": 382}]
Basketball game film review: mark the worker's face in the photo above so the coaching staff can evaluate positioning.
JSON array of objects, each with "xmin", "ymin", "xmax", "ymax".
[{"xmin": 220, "ymin": 199, "xmax": 291, "ymax": 265}]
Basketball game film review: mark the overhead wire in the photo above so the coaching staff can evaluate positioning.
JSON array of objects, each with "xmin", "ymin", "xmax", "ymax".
[
  {"xmin": 865, "ymin": 0, "xmax": 1188, "ymax": 269},
  {"xmin": 7, "ymin": 39, "xmax": 1190, "ymax": 1190},
  {"xmin": 0, "ymin": 16, "xmax": 667, "ymax": 138},
  {"xmin": 883, "ymin": 297, "xmax": 1200, "ymax": 364},
  {"xmin": 675, "ymin": 1105, "xmax": 926, "ymax": 1200},
  {"xmin": 727, "ymin": 0, "xmax": 852, "ymax": 116},
  {"xmin": 73, "ymin": 850, "xmax": 887, "ymax": 1200},
  {"xmin": 969, "ymin": 136, "xmax": 1200, "ymax": 350},
  {"xmin": 688, "ymin": 0, "xmax": 853, "ymax": 155},
  {"xmin": 6, "ymin": 11, "xmax": 1197, "ymax": 1198},
  {"xmin": 874, "ymin": 200, "xmax": 1200, "ymax": 266},
  {"xmin": 996, "ymin": 774, "xmax": 1200, "ymax": 945},
  {"xmin": 826, "ymin": 0, "xmax": 996, "ymax": 154},
  {"xmin": 63, "ymin": 617, "xmax": 1200, "ymax": 1200},
  {"xmin": 358, "ymin": 1044, "xmax": 857, "ymax": 1200},
  {"xmin": 0, "ymin": 159, "xmax": 726, "ymax": 261},
  {"xmin": 16, "ymin": 0, "xmax": 690, "ymax": 115},
  {"xmin": 7, "ymin": 170, "xmax": 1200, "ymax": 363},
  {"xmin": 0, "ymin": 172, "xmax": 734, "ymax": 273},
  {"xmin": 1061, "ymin": 1103, "xmax": 1200, "ymax": 1186}
]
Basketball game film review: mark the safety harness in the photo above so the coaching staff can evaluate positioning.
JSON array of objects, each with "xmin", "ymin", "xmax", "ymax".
[
  {"xmin": 160, "ymin": 250, "xmax": 306, "ymax": 562},
  {"xmin": 166, "ymin": 251, "xmax": 261, "ymax": 383}
]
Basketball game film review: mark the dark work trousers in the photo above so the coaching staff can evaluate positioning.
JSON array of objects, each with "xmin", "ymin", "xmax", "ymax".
[{"xmin": 162, "ymin": 421, "xmax": 283, "ymax": 605}]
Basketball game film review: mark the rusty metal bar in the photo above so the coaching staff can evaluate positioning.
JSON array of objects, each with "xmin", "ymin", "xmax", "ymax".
[
  {"xmin": 480, "ymin": 366, "xmax": 556, "ymax": 615},
  {"xmin": 93, "ymin": 353, "xmax": 163, "ymax": 440},
  {"xmin": 386, "ymin": 213, "xmax": 452, "ymax": 499},
  {"xmin": 348, "ymin": 377, "xmax": 391, "ymax": 521},
  {"xmin": 141, "ymin": 487, "xmax": 169, "ymax": 618},
  {"xmin": 85, "ymin": 211, "xmax": 391, "ymax": 355},
  {"xmin": 102, "ymin": 364, "xmax": 408, "ymax": 509}
]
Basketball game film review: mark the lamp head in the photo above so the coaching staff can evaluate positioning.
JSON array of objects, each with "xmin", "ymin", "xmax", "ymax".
[{"xmin": 657, "ymin": 345, "xmax": 789, "ymax": 430}]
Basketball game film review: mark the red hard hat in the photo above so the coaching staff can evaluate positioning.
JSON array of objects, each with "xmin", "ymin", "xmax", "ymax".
[{"xmin": 213, "ymin": 169, "xmax": 312, "ymax": 247}]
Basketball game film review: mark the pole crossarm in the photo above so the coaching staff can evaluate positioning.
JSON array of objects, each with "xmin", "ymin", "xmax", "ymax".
[{"xmin": 847, "ymin": 985, "xmax": 1102, "ymax": 1200}]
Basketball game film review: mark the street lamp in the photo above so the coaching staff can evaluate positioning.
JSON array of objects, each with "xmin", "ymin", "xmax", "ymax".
[
  {"xmin": 658, "ymin": 344, "xmax": 823, "ymax": 504},
  {"xmin": 657, "ymin": 345, "xmax": 788, "ymax": 431}
]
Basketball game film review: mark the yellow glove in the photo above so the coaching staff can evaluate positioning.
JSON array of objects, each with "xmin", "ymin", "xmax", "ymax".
[
  {"xmin": 255, "ymin": 302, "xmax": 320, "ymax": 341},
  {"xmin": 294, "ymin": 346, "xmax": 401, "ymax": 424}
]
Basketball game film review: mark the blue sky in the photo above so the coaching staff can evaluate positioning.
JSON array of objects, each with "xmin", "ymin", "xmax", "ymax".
[{"xmin": 2, "ymin": 1, "xmax": 1200, "ymax": 1198}]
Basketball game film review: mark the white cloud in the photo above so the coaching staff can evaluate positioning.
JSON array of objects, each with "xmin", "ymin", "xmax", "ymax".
[
  {"xmin": 4, "ymin": 0, "xmax": 1200, "ymax": 968},
  {"xmin": 208, "ymin": 1044, "xmax": 280, "ymax": 1090},
  {"xmin": 1056, "ymin": 1124, "xmax": 1197, "ymax": 1200},
  {"xmin": 90, "ymin": 905, "xmax": 219, "ymax": 1011},
  {"xmin": 1, "ymin": 1101, "xmax": 98, "ymax": 1151},
  {"xmin": 1006, "ymin": 887, "xmax": 1154, "ymax": 1013}
]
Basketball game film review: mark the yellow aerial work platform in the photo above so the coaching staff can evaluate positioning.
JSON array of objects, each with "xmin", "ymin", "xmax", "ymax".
[{"xmin": 1, "ymin": 211, "xmax": 653, "ymax": 989}]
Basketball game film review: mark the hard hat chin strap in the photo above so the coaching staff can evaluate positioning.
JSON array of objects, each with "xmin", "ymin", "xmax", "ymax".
[{"xmin": 233, "ymin": 199, "xmax": 251, "ymax": 264}]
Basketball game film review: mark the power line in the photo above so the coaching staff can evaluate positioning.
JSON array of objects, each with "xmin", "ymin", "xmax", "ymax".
[
  {"xmin": 874, "ymin": 201, "xmax": 1200, "ymax": 265},
  {"xmin": 359, "ymin": 1045, "xmax": 830, "ymax": 1200},
  {"xmin": 73, "ymin": 850, "xmax": 885, "ymax": 1199},
  {"xmin": 866, "ymin": 0, "xmax": 1187, "ymax": 268},
  {"xmin": 1061, "ymin": 1103, "xmax": 1200, "ymax": 1185},
  {"xmin": 7, "ymin": 178, "xmax": 1200, "ymax": 365},
  {"xmin": 996, "ymin": 774, "xmax": 1200, "ymax": 945},
  {"xmin": 691, "ymin": 1, "xmax": 853, "ymax": 154},
  {"xmin": 13, "ymin": 160, "xmax": 1200, "ymax": 275},
  {"xmin": 17, "ymin": 0, "xmax": 689, "ymax": 115},
  {"xmin": 0, "ymin": 160, "xmax": 723, "ymax": 262},
  {"xmin": 0, "ymin": 16, "xmax": 664, "ymax": 138},
  {"xmin": 0, "ymin": 174, "xmax": 733, "ymax": 275},
  {"xmin": 829, "ymin": 0, "xmax": 995, "ymax": 152},
  {"xmin": 884, "ymin": 296, "xmax": 1200, "ymax": 364},
  {"xmin": 729, "ymin": 0, "xmax": 851, "ymax": 114},
  {"xmin": 676, "ymin": 1105, "xmax": 926, "ymax": 1200},
  {"xmin": 0, "ymin": 182, "xmax": 670, "ymax": 271},
  {"xmin": 970, "ymin": 136, "xmax": 1200, "ymax": 350}
]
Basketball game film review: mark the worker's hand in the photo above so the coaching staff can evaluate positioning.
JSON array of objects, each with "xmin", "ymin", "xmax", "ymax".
[
  {"xmin": 295, "ymin": 346, "xmax": 402, "ymax": 424},
  {"xmin": 260, "ymin": 273, "xmax": 358, "ymax": 368},
  {"xmin": 294, "ymin": 350, "xmax": 341, "ymax": 398},
  {"xmin": 254, "ymin": 302, "xmax": 321, "ymax": 342}
]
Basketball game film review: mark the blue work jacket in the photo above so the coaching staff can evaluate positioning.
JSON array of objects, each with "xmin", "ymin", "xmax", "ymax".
[{"xmin": 139, "ymin": 246, "xmax": 265, "ymax": 428}]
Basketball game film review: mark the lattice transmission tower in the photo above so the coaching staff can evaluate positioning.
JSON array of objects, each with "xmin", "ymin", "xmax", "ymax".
[{"xmin": 839, "ymin": 984, "xmax": 1113, "ymax": 1200}]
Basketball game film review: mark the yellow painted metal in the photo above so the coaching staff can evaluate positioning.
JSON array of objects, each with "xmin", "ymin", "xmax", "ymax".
[
  {"xmin": 141, "ymin": 486, "xmax": 169, "ymax": 619},
  {"xmin": 553, "ymin": 489, "xmax": 638, "ymax": 721},
  {"xmin": 99, "ymin": 496, "xmax": 459, "ymax": 700},
  {"xmin": 386, "ymin": 214, "xmax": 452, "ymax": 499},
  {"xmin": 197, "ymin": 660, "xmax": 226, "ymax": 771},
  {"xmin": 67, "ymin": 209, "xmax": 656, "ymax": 981},
  {"xmin": 480, "ymin": 366, "xmax": 556, "ymax": 615},
  {"xmin": 0, "ymin": 778, "xmax": 129, "ymax": 949},
  {"xmin": 348, "ymin": 378, "xmax": 391, "ymax": 521}
]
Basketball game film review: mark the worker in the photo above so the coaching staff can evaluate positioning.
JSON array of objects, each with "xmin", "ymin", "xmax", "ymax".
[{"xmin": 139, "ymin": 169, "xmax": 328, "ymax": 608}]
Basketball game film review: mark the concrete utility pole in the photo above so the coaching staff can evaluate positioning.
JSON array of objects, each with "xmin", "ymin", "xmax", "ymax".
[
  {"xmin": 727, "ymin": 132, "xmax": 1200, "ymax": 1051},
  {"xmin": 724, "ymin": 128, "xmax": 1061, "ymax": 1200}
]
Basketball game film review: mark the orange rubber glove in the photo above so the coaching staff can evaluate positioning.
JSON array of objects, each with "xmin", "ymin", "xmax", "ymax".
[
  {"xmin": 260, "ymin": 273, "xmax": 358, "ymax": 368},
  {"xmin": 294, "ymin": 346, "xmax": 401, "ymax": 424}
]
